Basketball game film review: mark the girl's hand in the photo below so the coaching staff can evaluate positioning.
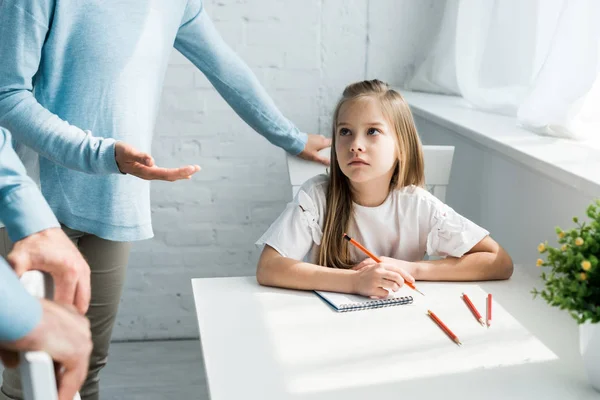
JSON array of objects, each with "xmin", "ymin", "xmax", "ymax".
[
  {"xmin": 380, "ymin": 257, "xmax": 418, "ymax": 283},
  {"xmin": 351, "ymin": 258, "xmax": 377, "ymax": 271},
  {"xmin": 351, "ymin": 261, "xmax": 412, "ymax": 299},
  {"xmin": 352, "ymin": 257, "xmax": 417, "ymax": 285}
]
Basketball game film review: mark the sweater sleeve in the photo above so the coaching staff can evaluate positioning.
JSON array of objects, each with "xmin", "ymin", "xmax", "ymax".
[
  {"xmin": 174, "ymin": 1, "xmax": 308, "ymax": 155},
  {"xmin": 0, "ymin": 0, "xmax": 120, "ymax": 175},
  {"xmin": 0, "ymin": 128, "xmax": 59, "ymax": 242},
  {"xmin": 0, "ymin": 258, "xmax": 42, "ymax": 342}
]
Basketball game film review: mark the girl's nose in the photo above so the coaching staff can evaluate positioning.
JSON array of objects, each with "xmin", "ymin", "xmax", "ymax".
[{"xmin": 350, "ymin": 141, "xmax": 365, "ymax": 153}]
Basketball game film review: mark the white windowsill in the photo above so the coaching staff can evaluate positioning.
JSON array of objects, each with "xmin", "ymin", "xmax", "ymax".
[{"xmin": 400, "ymin": 90, "xmax": 600, "ymax": 198}]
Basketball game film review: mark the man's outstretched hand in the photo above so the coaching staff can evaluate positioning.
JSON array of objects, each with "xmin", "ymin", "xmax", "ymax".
[{"xmin": 115, "ymin": 142, "xmax": 200, "ymax": 181}]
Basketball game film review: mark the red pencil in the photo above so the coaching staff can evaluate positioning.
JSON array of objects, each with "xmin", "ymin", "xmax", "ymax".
[
  {"xmin": 428, "ymin": 309, "xmax": 462, "ymax": 346},
  {"xmin": 486, "ymin": 294, "xmax": 492, "ymax": 327},
  {"xmin": 343, "ymin": 233, "xmax": 425, "ymax": 296},
  {"xmin": 462, "ymin": 293, "xmax": 485, "ymax": 327}
]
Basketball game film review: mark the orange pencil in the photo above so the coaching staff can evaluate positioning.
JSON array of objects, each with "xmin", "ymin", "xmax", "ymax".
[
  {"xmin": 486, "ymin": 293, "xmax": 492, "ymax": 327},
  {"xmin": 462, "ymin": 293, "xmax": 485, "ymax": 327},
  {"xmin": 343, "ymin": 233, "xmax": 425, "ymax": 296},
  {"xmin": 428, "ymin": 309, "xmax": 462, "ymax": 346}
]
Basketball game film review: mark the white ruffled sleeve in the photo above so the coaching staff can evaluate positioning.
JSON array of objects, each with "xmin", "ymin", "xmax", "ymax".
[
  {"xmin": 426, "ymin": 202, "xmax": 490, "ymax": 258},
  {"xmin": 255, "ymin": 184, "xmax": 324, "ymax": 261}
]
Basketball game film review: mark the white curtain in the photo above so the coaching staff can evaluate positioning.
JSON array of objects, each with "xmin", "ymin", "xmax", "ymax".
[{"xmin": 407, "ymin": 0, "xmax": 600, "ymax": 140}]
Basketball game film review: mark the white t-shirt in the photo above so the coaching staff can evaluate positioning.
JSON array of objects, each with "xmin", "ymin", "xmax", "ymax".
[{"xmin": 256, "ymin": 174, "xmax": 489, "ymax": 264}]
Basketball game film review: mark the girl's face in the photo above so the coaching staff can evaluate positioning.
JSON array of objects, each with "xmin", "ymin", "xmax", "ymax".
[{"xmin": 335, "ymin": 96, "xmax": 398, "ymax": 184}]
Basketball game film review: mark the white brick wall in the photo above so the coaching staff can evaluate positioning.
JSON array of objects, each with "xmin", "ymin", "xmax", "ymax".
[{"xmin": 113, "ymin": 0, "xmax": 445, "ymax": 341}]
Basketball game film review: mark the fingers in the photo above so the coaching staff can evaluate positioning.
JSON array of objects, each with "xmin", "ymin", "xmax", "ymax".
[
  {"xmin": 40, "ymin": 301, "xmax": 91, "ymax": 400},
  {"xmin": 0, "ymin": 350, "xmax": 19, "ymax": 368},
  {"xmin": 188, "ymin": 165, "xmax": 202, "ymax": 174},
  {"xmin": 314, "ymin": 154, "xmax": 330, "ymax": 166},
  {"xmin": 319, "ymin": 136, "xmax": 332, "ymax": 148},
  {"xmin": 55, "ymin": 234, "xmax": 91, "ymax": 314},
  {"xmin": 298, "ymin": 150, "xmax": 329, "ymax": 166},
  {"xmin": 56, "ymin": 361, "xmax": 88, "ymax": 400},
  {"xmin": 68, "ymin": 249, "xmax": 91, "ymax": 315},
  {"xmin": 6, "ymin": 251, "xmax": 29, "ymax": 277},
  {"xmin": 117, "ymin": 141, "xmax": 202, "ymax": 181},
  {"xmin": 122, "ymin": 143, "xmax": 153, "ymax": 167},
  {"xmin": 370, "ymin": 287, "xmax": 390, "ymax": 299},
  {"xmin": 132, "ymin": 152, "xmax": 153, "ymax": 167},
  {"xmin": 310, "ymin": 133, "xmax": 331, "ymax": 149},
  {"xmin": 398, "ymin": 269, "xmax": 415, "ymax": 284},
  {"xmin": 351, "ymin": 258, "xmax": 376, "ymax": 271},
  {"xmin": 52, "ymin": 267, "xmax": 78, "ymax": 311},
  {"xmin": 312, "ymin": 135, "xmax": 331, "ymax": 165},
  {"xmin": 134, "ymin": 164, "xmax": 201, "ymax": 181},
  {"xmin": 386, "ymin": 265, "xmax": 415, "ymax": 283},
  {"xmin": 357, "ymin": 265, "xmax": 402, "ymax": 297},
  {"xmin": 382, "ymin": 264, "xmax": 415, "ymax": 284},
  {"xmin": 299, "ymin": 134, "xmax": 332, "ymax": 166},
  {"xmin": 73, "ymin": 280, "xmax": 91, "ymax": 315},
  {"xmin": 380, "ymin": 270, "xmax": 404, "ymax": 292},
  {"xmin": 144, "ymin": 156, "xmax": 155, "ymax": 167},
  {"xmin": 380, "ymin": 280, "xmax": 399, "ymax": 293}
]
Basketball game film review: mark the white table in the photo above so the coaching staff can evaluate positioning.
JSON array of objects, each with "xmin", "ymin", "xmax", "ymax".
[{"xmin": 192, "ymin": 267, "xmax": 599, "ymax": 399}]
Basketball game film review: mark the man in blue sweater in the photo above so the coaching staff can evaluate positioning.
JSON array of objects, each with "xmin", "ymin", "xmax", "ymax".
[
  {"xmin": 0, "ymin": 1, "xmax": 330, "ymax": 399},
  {"xmin": 0, "ymin": 128, "xmax": 92, "ymax": 400}
]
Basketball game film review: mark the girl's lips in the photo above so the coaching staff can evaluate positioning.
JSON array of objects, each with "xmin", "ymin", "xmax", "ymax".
[{"xmin": 348, "ymin": 160, "xmax": 369, "ymax": 166}]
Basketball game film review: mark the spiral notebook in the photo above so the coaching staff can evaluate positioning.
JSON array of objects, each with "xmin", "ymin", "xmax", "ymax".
[{"xmin": 314, "ymin": 290, "xmax": 414, "ymax": 312}]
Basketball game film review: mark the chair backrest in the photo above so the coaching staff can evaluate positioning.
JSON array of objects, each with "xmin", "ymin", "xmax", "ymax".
[
  {"xmin": 20, "ymin": 271, "xmax": 81, "ymax": 400},
  {"xmin": 286, "ymin": 145, "xmax": 454, "ymax": 202}
]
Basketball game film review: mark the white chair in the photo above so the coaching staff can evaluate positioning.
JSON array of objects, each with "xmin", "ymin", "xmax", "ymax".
[
  {"xmin": 286, "ymin": 145, "xmax": 455, "ymax": 202},
  {"xmin": 19, "ymin": 271, "xmax": 81, "ymax": 400}
]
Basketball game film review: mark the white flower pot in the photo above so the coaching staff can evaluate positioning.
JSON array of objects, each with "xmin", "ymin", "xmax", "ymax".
[{"xmin": 580, "ymin": 321, "xmax": 600, "ymax": 392}]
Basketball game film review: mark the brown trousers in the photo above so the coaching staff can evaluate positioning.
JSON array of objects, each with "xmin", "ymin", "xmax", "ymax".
[{"xmin": 0, "ymin": 226, "xmax": 130, "ymax": 400}]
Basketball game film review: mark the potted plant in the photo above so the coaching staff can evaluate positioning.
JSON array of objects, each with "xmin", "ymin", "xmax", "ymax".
[{"xmin": 533, "ymin": 200, "xmax": 600, "ymax": 392}]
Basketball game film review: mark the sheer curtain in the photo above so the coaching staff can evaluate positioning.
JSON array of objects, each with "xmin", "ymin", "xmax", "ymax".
[{"xmin": 407, "ymin": 0, "xmax": 600, "ymax": 140}]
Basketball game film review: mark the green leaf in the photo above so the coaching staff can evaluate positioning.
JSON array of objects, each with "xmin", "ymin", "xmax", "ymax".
[
  {"xmin": 570, "ymin": 281, "xmax": 579, "ymax": 292},
  {"xmin": 536, "ymin": 200, "xmax": 600, "ymax": 323}
]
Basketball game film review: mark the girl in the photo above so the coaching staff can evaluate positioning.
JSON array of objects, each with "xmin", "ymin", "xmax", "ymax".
[{"xmin": 256, "ymin": 80, "xmax": 513, "ymax": 299}]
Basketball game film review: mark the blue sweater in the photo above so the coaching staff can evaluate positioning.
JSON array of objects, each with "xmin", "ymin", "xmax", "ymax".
[
  {"xmin": 0, "ymin": 128, "xmax": 59, "ymax": 341},
  {"xmin": 0, "ymin": 0, "xmax": 307, "ymax": 241}
]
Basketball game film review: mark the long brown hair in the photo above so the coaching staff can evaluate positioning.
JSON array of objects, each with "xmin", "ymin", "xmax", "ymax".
[{"xmin": 317, "ymin": 80, "xmax": 425, "ymax": 269}]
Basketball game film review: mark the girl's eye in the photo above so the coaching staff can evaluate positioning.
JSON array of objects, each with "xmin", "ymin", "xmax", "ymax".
[
  {"xmin": 339, "ymin": 128, "xmax": 351, "ymax": 136},
  {"xmin": 367, "ymin": 128, "xmax": 380, "ymax": 136}
]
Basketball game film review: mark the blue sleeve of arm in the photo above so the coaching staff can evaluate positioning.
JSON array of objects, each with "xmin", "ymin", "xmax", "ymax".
[
  {"xmin": 0, "ymin": 0, "xmax": 120, "ymax": 175},
  {"xmin": 0, "ymin": 128, "xmax": 60, "ymax": 242},
  {"xmin": 0, "ymin": 258, "xmax": 42, "ymax": 342},
  {"xmin": 174, "ymin": 2, "xmax": 308, "ymax": 155}
]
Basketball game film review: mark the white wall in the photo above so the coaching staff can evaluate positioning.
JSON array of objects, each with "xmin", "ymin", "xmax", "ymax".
[
  {"xmin": 415, "ymin": 116, "xmax": 597, "ymax": 277},
  {"xmin": 113, "ymin": 0, "xmax": 446, "ymax": 340}
]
